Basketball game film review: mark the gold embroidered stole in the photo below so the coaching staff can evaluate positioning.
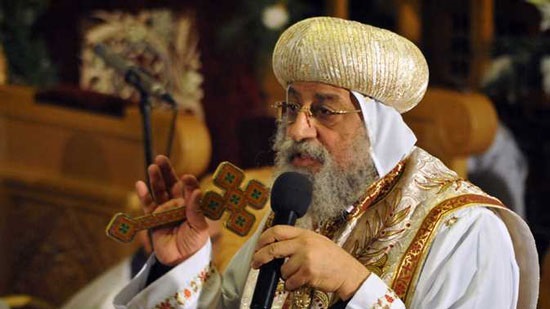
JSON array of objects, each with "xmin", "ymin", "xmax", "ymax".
[{"xmin": 341, "ymin": 148, "xmax": 506, "ymax": 307}]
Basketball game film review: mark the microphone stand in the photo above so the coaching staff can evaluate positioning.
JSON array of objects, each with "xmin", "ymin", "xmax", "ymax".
[
  {"xmin": 125, "ymin": 68, "xmax": 154, "ymax": 189},
  {"xmin": 125, "ymin": 68, "xmax": 157, "ymax": 252}
]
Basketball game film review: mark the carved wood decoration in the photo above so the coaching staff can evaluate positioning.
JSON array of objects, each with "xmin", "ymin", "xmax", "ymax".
[{"xmin": 80, "ymin": 9, "xmax": 204, "ymax": 119}]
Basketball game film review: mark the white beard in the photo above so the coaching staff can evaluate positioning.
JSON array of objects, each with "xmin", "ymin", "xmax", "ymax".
[{"xmin": 272, "ymin": 124, "xmax": 378, "ymax": 226}]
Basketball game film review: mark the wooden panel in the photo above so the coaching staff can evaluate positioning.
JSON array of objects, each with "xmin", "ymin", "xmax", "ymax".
[
  {"xmin": 0, "ymin": 84, "xmax": 211, "ymax": 305},
  {"xmin": 0, "ymin": 85, "xmax": 211, "ymax": 185},
  {"xmin": 0, "ymin": 170, "xmax": 138, "ymax": 305}
]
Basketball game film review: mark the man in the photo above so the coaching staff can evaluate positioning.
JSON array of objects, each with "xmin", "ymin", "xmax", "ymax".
[{"xmin": 114, "ymin": 17, "xmax": 539, "ymax": 308}]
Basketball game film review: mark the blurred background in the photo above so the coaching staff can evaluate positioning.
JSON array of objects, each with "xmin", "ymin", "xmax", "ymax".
[{"xmin": 0, "ymin": 0, "xmax": 549, "ymax": 307}]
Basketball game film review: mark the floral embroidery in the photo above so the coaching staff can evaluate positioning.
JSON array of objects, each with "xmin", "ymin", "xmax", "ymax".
[
  {"xmin": 373, "ymin": 288, "xmax": 398, "ymax": 309},
  {"xmin": 153, "ymin": 263, "xmax": 216, "ymax": 308},
  {"xmin": 156, "ymin": 300, "xmax": 175, "ymax": 309},
  {"xmin": 350, "ymin": 188, "xmax": 412, "ymax": 277},
  {"xmin": 414, "ymin": 168, "xmax": 462, "ymax": 194}
]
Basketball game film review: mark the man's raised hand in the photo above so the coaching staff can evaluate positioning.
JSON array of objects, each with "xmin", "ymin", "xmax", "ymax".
[{"xmin": 135, "ymin": 155, "xmax": 209, "ymax": 266}]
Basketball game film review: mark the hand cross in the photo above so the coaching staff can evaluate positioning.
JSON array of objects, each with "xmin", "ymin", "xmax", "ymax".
[{"xmin": 106, "ymin": 162, "xmax": 269, "ymax": 243}]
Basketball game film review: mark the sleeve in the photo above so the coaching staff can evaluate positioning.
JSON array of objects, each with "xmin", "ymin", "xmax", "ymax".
[
  {"xmin": 346, "ymin": 207, "xmax": 519, "ymax": 309},
  {"xmin": 113, "ymin": 240, "xmax": 222, "ymax": 309}
]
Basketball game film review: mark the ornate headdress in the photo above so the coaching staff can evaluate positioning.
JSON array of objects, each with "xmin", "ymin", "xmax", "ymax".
[{"xmin": 272, "ymin": 17, "xmax": 429, "ymax": 113}]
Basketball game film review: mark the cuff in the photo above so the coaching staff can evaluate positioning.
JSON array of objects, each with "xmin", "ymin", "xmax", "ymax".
[
  {"xmin": 114, "ymin": 240, "xmax": 214, "ymax": 308},
  {"xmin": 346, "ymin": 274, "xmax": 405, "ymax": 309}
]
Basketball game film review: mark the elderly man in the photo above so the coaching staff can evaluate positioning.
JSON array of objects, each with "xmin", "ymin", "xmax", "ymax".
[{"xmin": 114, "ymin": 17, "xmax": 538, "ymax": 308}]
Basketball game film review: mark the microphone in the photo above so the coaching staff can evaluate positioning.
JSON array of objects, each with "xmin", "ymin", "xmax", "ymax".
[
  {"xmin": 92, "ymin": 43, "xmax": 177, "ymax": 107},
  {"xmin": 251, "ymin": 172, "xmax": 312, "ymax": 309}
]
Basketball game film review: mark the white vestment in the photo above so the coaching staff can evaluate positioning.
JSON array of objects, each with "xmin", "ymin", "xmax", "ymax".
[{"xmin": 114, "ymin": 207, "xmax": 521, "ymax": 308}]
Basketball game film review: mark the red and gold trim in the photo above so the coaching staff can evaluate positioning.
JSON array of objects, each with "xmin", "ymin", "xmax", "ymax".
[
  {"xmin": 391, "ymin": 194, "xmax": 504, "ymax": 304},
  {"xmin": 349, "ymin": 161, "xmax": 406, "ymax": 219}
]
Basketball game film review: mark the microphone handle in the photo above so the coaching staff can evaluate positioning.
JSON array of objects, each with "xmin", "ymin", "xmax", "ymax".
[
  {"xmin": 251, "ymin": 258, "xmax": 284, "ymax": 309},
  {"xmin": 251, "ymin": 211, "xmax": 298, "ymax": 309}
]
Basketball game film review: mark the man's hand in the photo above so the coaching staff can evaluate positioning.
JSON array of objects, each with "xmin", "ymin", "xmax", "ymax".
[
  {"xmin": 135, "ymin": 155, "xmax": 209, "ymax": 266},
  {"xmin": 251, "ymin": 225, "xmax": 370, "ymax": 300}
]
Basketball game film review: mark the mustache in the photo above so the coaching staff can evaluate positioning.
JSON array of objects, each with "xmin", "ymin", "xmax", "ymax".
[{"xmin": 276, "ymin": 138, "xmax": 328, "ymax": 164}]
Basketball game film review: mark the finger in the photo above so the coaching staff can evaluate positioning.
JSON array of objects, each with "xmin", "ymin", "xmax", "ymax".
[
  {"xmin": 280, "ymin": 255, "xmax": 301, "ymax": 281},
  {"xmin": 255, "ymin": 225, "xmax": 301, "ymax": 251},
  {"xmin": 185, "ymin": 187, "xmax": 208, "ymax": 231},
  {"xmin": 148, "ymin": 164, "xmax": 170, "ymax": 204},
  {"xmin": 206, "ymin": 218, "xmax": 223, "ymax": 240},
  {"xmin": 170, "ymin": 180, "xmax": 184, "ymax": 200},
  {"xmin": 181, "ymin": 174, "xmax": 205, "ymax": 226},
  {"xmin": 251, "ymin": 238, "xmax": 299, "ymax": 269},
  {"xmin": 155, "ymin": 155, "xmax": 180, "ymax": 198},
  {"xmin": 284, "ymin": 267, "xmax": 310, "ymax": 291},
  {"xmin": 181, "ymin": 174, "xmax": 200, "ymax": 200},
  {"xmin": 135, "ymin": 180, "xmax": 154, "ymax": 214}
]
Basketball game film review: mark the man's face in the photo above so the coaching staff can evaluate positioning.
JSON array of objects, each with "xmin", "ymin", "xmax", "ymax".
[
  {"xmin": 277, "ymin": 81, "xmax": 366, "ymax": 171},
  {"xmin": 273, "ymin": 82, "xmax": 377, "ymax": 223}
]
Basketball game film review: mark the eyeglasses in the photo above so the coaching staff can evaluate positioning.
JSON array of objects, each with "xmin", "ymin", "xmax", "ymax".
[{"xmin": 272, "ymin": 101, "xmax": 362, "ymax": 127}]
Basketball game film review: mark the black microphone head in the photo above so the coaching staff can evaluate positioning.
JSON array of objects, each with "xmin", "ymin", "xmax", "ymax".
[{"xmin": 270, "ymin": 172, "xmax": 312, "ymax": 218}]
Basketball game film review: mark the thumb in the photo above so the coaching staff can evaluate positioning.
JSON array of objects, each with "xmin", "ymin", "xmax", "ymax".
[
  {"xmin": 185, "ymin": 188, "xmax": 208, "ymax": 231},
  {"xmin": 180, "ymin": 175, "xmax": 208, "ymax": 231}
]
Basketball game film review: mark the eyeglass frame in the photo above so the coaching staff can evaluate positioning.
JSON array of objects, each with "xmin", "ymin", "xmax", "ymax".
[{"xmin": 271, "ymin": 101, "xmax": 362, "ymax": 127}]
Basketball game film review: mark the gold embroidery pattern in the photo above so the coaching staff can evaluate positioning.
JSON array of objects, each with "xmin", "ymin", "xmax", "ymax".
[
  {"xmin": 391, "ymin": 194, "xmax": 503, "ymax": 302},
  {"xmin": 288, "ymin": 286, "xmax": 313, "ymax": 308},
  {"xmin": 350, "ymin": 189, "xmax": 412, "ymax": 276},
  {"xmin": 414, "ymin": 169, "xmax": 462, "ymax": 193},
  {"xmin": 283, "ymin": 288, "xmax": 331, "ymax": 309},
  {"xmin": 154, "ymin": 263, "xmax": 215, "ymax": 309}
]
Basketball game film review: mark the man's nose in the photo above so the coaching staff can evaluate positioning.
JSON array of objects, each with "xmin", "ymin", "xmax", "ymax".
[{"xmin": 287, "ymin": 110, "xmax": 317, "ymax": 142}]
